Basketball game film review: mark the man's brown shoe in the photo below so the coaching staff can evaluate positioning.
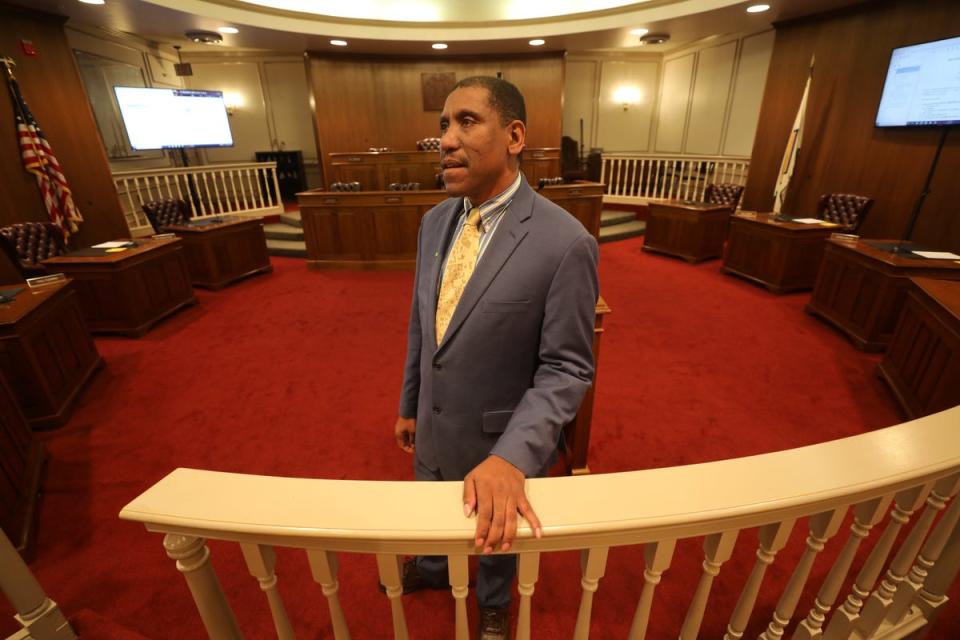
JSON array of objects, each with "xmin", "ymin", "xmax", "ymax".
[
  {"xmin": 478, "ymin": 607, "xmax": 510, "ymax": 640},
  {"xmin": 377, "ymin": 558, "xmax": 448, "ymax": 595}
]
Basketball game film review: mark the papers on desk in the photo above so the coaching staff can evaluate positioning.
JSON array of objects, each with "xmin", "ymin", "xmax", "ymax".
[
  {"xmin": 92, "ymin": 241, "xmax": 134, "ymax": 249},
  {"xmin": 791, "ymin": 218, "xmax": 835, "ymax": 225},
  {"xmin": 912, "ymin": 250, "xmax": 960, "ymax": 260}
]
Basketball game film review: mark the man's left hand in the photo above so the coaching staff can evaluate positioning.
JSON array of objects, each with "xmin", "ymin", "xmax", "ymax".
[{"xmin": 462, "ymin": 455, "xmax": 543, "ymax": 554}]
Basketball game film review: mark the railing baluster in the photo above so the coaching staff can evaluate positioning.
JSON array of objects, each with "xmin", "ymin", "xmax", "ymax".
[
  {"xmin": 573, "ymin": 546, "xmax": 608, "ymax": 640},
  {"xmin": 888, "ymin": 476, "xmax": 960, "ymax": 625},
  {"xmin": 270, "ymin": 164, "xmax": 282, "ymax": 208},
  {"xmin": 612, "ymin": 159, "xmax": 621, "ymax": 196},
  {"xmin": 654, "ymin": 160, "xmax": 663, "ymax": 199},
  {"xmin": 306, "ymin": 549, "xmax": 351, "ymax": 640},
  {"xmin": 792, "ymin": 496, "xmax": 891, "ymax": 640},
  {"xmin": 724, "ymin": 519, "xmax": 795, "ymax": 640},
  {"xmin": 376, "ymin": 554, "xmax": 410, "ymax": 640},
  {"xmin": 448, "ymin": 554, "xmax": 469, "ymax": 640},
  {"xmin": 823, "ymin": 483, "xmax": 933, "ymax": 639},
  {"xmin": 913, "ymin": 510, "xmax": 960, "ymax": 621},
  {"xmin": 201, "ymin": 172, "xmax": 215, "ymax": 214},
  {"xmin": 239, "ymin": 543, "xmax": 295, "ymax": 639},
  {"xmin": 241, "ymin": 168, "xmax": 252, "ymax": 209},
  {"xmin": 599, "ymin": 156, "xmax": 607, "ymax": 192},
  {"xmin": 858, "ymin": 475, "xmax": 960, "ymax": 635},
  {"xmin": 163, "ymin": 534, "xmax": 242, "ymax": 639},
  {"xmin": 627, "ymin": 539, "xmax": 676, "ymax": 640},
  {"xmin": 680, "ymin": 530, "xmax": 739, "ymax": 639},
  {"xmin": 255, "ymin": 167, "xmax": 267, "ymax": 209},
  {"xmin": 761, "ymin": 508, "xmax": 847, "ymax": 640},
  {"xmin": 628, "ymin": 159, "xmax": 637, "ymax": 196},
  {"xmin": 516, "ymin": 552, "xmax": 540, "ymax": 640}
]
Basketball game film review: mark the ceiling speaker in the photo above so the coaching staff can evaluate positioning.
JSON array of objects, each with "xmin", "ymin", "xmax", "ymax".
[
  {"xmin": 185, "ymin": 30, "xmax": 223, "ymax": 45},
  {"xmin": 639, "ymin": 33, "xmax": 670, "ymax": 45}
]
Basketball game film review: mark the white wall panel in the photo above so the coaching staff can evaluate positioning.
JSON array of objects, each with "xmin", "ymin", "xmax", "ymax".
[
  {"xmin": 188, "ymin": 62, "xmax": 272, "ymax": 163},
  {"xmin": 563, "ymin": 60, "xmax": 598, "ymax": 150},
  {"xmin": 723, "ymin": 30, "xmax": 775, "ymax": 157},
  {"xmin": 263, "ymin": 61, "xmax": 317, "ymax": 162},
  {"xmin": 685, "ymin": 41, "xmax": 737, "ymax": 155},
  {"xmin": 596, "ymin": 60, "xmax": 659, "ymax": 152},
  {"xmin": 654, "ymin": 54, "xmax": 694, "ymax": 153}
]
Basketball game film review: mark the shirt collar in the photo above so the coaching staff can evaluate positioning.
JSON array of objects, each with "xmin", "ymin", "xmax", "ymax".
[{"xmin": 463, "ymin": 172, "xmax": 523, "ymax": 230}]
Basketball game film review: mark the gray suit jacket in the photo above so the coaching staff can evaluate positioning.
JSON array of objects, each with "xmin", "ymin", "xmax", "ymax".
[{"xmin": 399, "ymin": 175, "xmax": 600, "ymax": 480}]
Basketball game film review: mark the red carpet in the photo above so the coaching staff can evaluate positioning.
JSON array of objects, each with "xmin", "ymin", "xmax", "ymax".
[{"xmin": 3, "ymin": 237, "xmax": 958, "ymax": 638}]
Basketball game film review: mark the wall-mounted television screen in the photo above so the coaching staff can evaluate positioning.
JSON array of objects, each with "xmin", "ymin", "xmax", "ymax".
[
  {"xmin": 114, "ymin": 86, "xmax": 234, "ymax": 150},
  {"xmin": 875, "ymin": 35, "xmax": 960, "ymax": 127}
]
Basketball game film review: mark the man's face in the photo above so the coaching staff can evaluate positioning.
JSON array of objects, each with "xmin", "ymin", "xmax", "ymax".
[{"xmin": 439, "ymin": 86, "xmax": 524, "ymax": 204}]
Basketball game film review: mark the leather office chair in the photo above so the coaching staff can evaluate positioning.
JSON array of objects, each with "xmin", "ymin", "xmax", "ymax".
[
  {"xmin": 816, "ymin": 193, "xmax": 873, "ymax": 232},
  {"xmin": 537, "ymin": 177, "xmax": 565, "ymax": 189},
  {"xmin": 704, "ymin": 183, "xmax": 745, "ymax": 208},
  {"xmin": 330, "ymin": 182, "xmax": 362, "ymax": 192},
  {"xmin": 417, "ymin": 138, "xmax": 441, "ymax": 151},
  {"xmin": 0, "ymin": 221, "xmax": 67, "ymax": 279},
  {"xmin": 141, "ymin": 199, "xmax": 192, "ymax": 233}
]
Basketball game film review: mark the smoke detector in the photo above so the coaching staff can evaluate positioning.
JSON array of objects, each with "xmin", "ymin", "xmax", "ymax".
[
  {"xmin": 185, "ymin": 30, "xmax": 223, "ymax": 45},
  {"xmin": 639, "ymin": 33, "xmax": 670, "ymax": 45}
]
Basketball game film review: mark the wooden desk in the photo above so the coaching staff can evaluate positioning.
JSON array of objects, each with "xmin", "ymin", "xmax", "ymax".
[
  {"xmin": 0, "ymin": 373, "xmax": 44, "ymax": 560},
  {"xmin": 878, "ymin": 278, "xmax": 960, "ymax": 419},
  {"xmin": 806, "ymin": 239, "xmax": 960, "ymax": 351},
  {"xmin": 643, "ymin": 201, "xmax": 734, "ymax": 263},
  {"xmin": 722, "ymin": 213, "xmax": 839, "ymax": 293},
  {"xmin": 0, "ymin": 281, "xmax": 102, "ymax": 430},
  {"xmin": 43, "ymin": 238, "xmax": 197, "ymax": 337},
  {"xmin": 299, "ymin": 181, "xmax": 604, "ymax": 270},
  {"xmin": 163, "ymin": 218, "xmax": 272, "ymax": 290},
  {"xmin": 327, "ymin": 148, "xmax": 560, "ymax": 191},
  {"xmin": 563, "ymin": 297, "xmax": 610, "ymax": 476}
]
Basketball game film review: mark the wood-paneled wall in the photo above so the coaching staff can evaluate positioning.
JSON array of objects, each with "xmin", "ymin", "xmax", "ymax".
[
  {"xmin": 0, "ymin": 4, "xmax": 128, "ymax": 281},
  {"xmin": 743, "ymin": 0, "xmax": 960, "ymax": 252},
  {"xmin": 306, "ymin": 53, "xmax": 563, "ymax": 187}
]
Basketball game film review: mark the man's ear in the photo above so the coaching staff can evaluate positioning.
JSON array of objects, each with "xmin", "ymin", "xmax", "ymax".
[{"xmin": 507, "ymin": 120, "xmax": 526, "ymax": 157}]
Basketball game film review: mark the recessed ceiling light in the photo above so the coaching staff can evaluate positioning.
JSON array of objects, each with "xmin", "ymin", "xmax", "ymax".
[
  {"xmin": 217, "ymin": 26, "xmax": 239, "ymax": 34},
  {"xmin": 529, "ymin": 39, "xmax": 545, "ymax": 46},
  {"xmin": 629, "ymin": 28, "xmax": 649, "ymax": 36},
  {"xmin": 746, "ymin": 4, "xmax": 770, "ymax": 12},
  {"xmin": 78, "ymin": 0, "xmax": 105, "ymax": 4},
  {"xmin": 432, "ymin": 43, "xmax": 448, "ymax": 50},
  {"xmin": 330, "ymin": 39, "xmax": 348, "ymax": 46}
]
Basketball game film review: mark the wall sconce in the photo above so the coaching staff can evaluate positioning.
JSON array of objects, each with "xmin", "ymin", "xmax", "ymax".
[
  {"xmin": 223, "ymin": 91, "xmax": 243, "ymax": 116},
  {"xmin": 613, "ymin": 86, "xmax": 642, "ymax": 111}
]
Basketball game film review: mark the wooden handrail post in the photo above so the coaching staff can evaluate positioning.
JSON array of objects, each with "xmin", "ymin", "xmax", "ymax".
[
  {"xmin": 0, "ymin": 529, "xmax": 76, "ymax": 640},
  {"xmin": 164, "ymin": 534, "xmax": 242, "ymax": 639}
]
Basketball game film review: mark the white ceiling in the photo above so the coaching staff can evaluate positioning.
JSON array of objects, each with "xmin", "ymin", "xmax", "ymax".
[{"xmin": 13, "ymin": 0, "xmax": 868, "ymax": 56}]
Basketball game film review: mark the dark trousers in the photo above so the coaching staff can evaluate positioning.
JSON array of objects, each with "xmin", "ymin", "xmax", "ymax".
[{"xmin": 413, "ymin": 455, "xmax": 516, "ymax": 609}]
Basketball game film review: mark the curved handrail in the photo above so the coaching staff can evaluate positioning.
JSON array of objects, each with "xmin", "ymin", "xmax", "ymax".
[{"xmin": 120, "ymin": 405, "xmax": 960, "ymax": 554}]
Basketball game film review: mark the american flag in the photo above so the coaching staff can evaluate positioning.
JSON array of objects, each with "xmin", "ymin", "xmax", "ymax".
[{"xmin": 5, "ymin": 70, "xmax": 83, "ymax": 238}]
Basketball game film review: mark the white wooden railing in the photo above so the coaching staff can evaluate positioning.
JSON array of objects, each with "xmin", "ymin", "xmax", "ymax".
[
  {"xmin": 112, "ymin": 162, "xmax": 284, "ymax": 235},
  {"xmin": 1, "ymin": 529, "xmax": 76, "ymax": 640},
  {"xmin": 601, "ymin": 153, "xmax": 750, "ymax": 205},
  {"xmin": 120, "ymin": 405, "xmax": 960, "ymax": 639}
]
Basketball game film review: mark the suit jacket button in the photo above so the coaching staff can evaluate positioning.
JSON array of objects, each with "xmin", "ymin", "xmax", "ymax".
[
  {"xmin": 433, "ymin": 406, "xmax": 442, "ymax": 414},
  {"xmin": 433, "ymin": 363, "xmax": 442, "ymax": 371}
]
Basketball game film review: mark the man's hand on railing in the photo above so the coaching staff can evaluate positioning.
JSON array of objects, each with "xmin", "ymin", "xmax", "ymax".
[
  {"xmin": 394, "ymin": 417, "xmax": 416, "ymax": 453},
  {"xmin": 463, "ymin": 455, "xmax": 543, "ymax": 554}
]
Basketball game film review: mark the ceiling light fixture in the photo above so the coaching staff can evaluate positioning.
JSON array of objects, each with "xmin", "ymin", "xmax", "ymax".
[
  {"xmin": 330, "ymin": 39, "xmax": 348, "ymax": 46},
  {"xmin": 217, "ymin": 27, "xmax": 239, "ymax": 34},
  {"xmin": 432, "ymin": 43, "xmax": 448, "ymax": 50},
  {"xmin": 746, "ymin": 4, "xmax": 770, "ymax": 12},
  {"xmin": 185, "ymin": 30, "xmax": 223, "ymax": 45},
  {"xmin": 629, "ymin": 28, "xmax": 649, "ymax": 36},
  {"xmin": 529, "ymin": 39, "xmax": 545, "ymax": 46}
]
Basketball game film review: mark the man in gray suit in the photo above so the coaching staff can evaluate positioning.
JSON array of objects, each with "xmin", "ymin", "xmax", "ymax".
[{"xmin": 394, "ymin": 76, "xmax": 599, "ymax": 639}]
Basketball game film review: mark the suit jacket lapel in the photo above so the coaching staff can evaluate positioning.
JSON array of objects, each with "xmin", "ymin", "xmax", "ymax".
[{"xmin": 436, "ymin": 178, "xmax": 534, "ymax": 352}]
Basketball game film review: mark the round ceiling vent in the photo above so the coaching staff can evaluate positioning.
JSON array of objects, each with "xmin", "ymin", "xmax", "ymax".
[
  {"xmin": 639, "ymin": 33, "xmax": 670, "ymax": 46},
  {"xmin": 185, "ymin": 30, "xmax": 224, "ymax": 45}
]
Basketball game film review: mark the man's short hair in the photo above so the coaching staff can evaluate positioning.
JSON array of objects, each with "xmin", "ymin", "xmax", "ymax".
[{"xmin": 453, "ymin": 76, "xmax": 526, "ymax": 126}]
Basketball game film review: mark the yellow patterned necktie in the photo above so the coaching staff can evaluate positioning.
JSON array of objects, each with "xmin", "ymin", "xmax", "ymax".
[{"xmin": 436, "ymin": 208, "xmax": 482, "ymax": 345}]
